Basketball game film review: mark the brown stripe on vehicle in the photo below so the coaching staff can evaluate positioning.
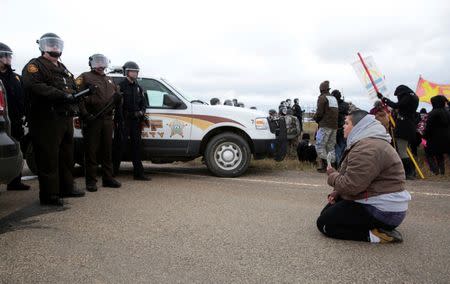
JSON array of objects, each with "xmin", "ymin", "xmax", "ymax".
[{"xmin": 152, "ymin": 113, "xmax": 246, "ymax": 128}]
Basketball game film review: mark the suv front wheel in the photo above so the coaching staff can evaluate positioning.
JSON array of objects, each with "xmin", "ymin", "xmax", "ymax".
[{"xmin": 204, "ymin": 132, "xmax": 251, "ymax": 177}]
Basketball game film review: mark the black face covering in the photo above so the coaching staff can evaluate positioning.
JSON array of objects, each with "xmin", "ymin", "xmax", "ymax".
[{"xmin": 47, "ymin": 51, "xmax": 62, "ymax": 58}]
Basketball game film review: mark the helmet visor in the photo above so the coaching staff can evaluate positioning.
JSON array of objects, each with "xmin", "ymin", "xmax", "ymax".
[
  {"xmin": 0, "ymin": 51, "xmax": 12, "ymax": 59},
  {"xmin": 90, "ymin": 55, "xmax": 110, "ymax": 68},
  {"xmin": 39, "ymin": 37, "xmax": 64, "ymax": 53}
]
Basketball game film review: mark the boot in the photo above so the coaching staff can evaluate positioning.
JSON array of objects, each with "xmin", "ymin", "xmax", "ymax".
[
  {"xmin": 102, "ymin": 178, "xmax": 121, "ymax": 188},
  {"xmin": 317, "ymin": 159, "xmax": 327, "ymax": 173},
  {"xmin": 61, "ymin": 184, "xmax": 86, "ymax": 198},
  {"xmin": 40, "ymin": 194, "xmax": 64, "ymax": 206},
  {"xmin": 7, "ymin": 175, "xmax": 30, "ymax": 191}
]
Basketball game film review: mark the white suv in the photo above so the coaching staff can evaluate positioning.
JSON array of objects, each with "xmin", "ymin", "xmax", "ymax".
[{"xmin": 25, "ymin": 75, "xmax": 287, "ymax": 178}]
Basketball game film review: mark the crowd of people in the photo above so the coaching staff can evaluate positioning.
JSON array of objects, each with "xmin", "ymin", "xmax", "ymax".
[{"xmin": 1, "ymin": 33, "xmax": 150, "ymax": 206}]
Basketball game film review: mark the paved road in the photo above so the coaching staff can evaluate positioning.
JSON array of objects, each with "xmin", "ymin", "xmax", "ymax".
[{"xmin": 1, "ymin": 164, "xmax": 449, "ymax": 283}]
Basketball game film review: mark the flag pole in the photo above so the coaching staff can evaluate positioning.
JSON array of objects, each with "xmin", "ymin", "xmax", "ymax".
[{"xmin": 357, "ymin": 52, "xmax": 425, "ymax": 179}]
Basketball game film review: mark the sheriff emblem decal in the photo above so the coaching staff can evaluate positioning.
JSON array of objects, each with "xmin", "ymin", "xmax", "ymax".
[{"xmin": 168, "ymin": 120, "xmax": 187, "ymax": 138}]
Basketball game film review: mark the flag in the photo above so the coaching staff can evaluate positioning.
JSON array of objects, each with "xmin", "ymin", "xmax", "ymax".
[{"xmin": 416, "ymin": 77, "xmax": 450, "ymax": 104}]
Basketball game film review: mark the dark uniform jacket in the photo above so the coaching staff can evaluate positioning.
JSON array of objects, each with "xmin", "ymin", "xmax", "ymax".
[
  {"xmin": 0, "ymin": 67, "xmax": 24, "ymax": 123},
  {"xmin": 117, "ymin": 78, "xmax": 146, "ymax": 120},
  {"xmin": 313, "ymin": 92, "xmax": 339, "ymax": 129},
  {"xmin": 76, "ymin": 71, "xmax": 117, "ymax": 118},
  {"xmin": 384, "ymin": 85, "xmax": 419, "ymax": 143},
  {"xmin": 0, "ymin": 67, "xmax": 25, "ymax": 137},
  {"xmin": 21, "ymin": 56, "xmax": 78, "ymax": 119}
]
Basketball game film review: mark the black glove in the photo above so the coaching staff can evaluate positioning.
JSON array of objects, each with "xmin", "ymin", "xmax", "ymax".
[
  {"xmin": 63, "ymin": 93, "xmax": 75, "ymax": 103},
  {"xmin": 87, "ymin": 84, "xmax": 97, "ymax": 93},
  {"xmin": 134, "ymin": 111, "xmax": 144, "ymax": 118},
  {"xmin": 381, "ymin": 97, "xmax": 388, "ymax": 104},
  {"xmin": 376, "ymin": 92, "xmax": 383, "ymax": 99},
  {"xmin": 83, "ymin": 114, "xmax": 95, "ymax": 122}
]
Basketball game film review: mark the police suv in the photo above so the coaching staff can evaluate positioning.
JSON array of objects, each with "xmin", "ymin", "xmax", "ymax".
[{"xmin": 24, "ymin": 73, "xmax": 287, "ymax": 178}]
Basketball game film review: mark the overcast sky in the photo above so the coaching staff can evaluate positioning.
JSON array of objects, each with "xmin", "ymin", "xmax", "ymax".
[{"xmin": 3, "ymin": 0, "xmax": 449, "ymax": 112}]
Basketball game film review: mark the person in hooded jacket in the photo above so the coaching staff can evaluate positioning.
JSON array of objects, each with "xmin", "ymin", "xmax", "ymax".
[
  {"xmin": 317, "ymin": 110, "xmax": 410, "ymax": 243},
  {"xmin": 313, "ymin": 81, "xmax": 339, "ymax": 172},
  {"xmin": 423, "ymin": 95, "xmax": 450, "ymax": 175},
  {"xmin": 378, "ymin": 85, "xmax": 419, "ymax": 179}
]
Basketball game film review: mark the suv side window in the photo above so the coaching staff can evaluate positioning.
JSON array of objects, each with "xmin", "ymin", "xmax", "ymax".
[{"xmin": 138, "ymin": 78, "xmax": 178, "ymax": 109}]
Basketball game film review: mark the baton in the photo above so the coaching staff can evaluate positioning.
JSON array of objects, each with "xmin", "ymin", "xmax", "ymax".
[{"xmin": 73, "ymin": 88, "xmax": 91, "ymax": 100}]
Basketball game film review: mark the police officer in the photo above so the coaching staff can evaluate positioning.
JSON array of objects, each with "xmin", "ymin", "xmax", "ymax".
[
  {"xmin": 0, "ymin": 42, "xmax": 30, "ymax": 191},
  {"xmin": 22, "ymin": 33, "xmax": 85, "ymax": 205},
  {"xmin": 113, "ymin": 61, "xmax": 150, "ymax": 181},
  {"xmin": 77, "ymin": 54, "xmax": 121, "ymax": 192}
]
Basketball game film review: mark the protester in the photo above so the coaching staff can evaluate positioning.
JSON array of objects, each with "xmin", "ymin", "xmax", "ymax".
[
  {"xmin": 332, "ymin": 90, "xmax": 349, "ymax": 164},
  {"xmin": 292, "ymin": 98, "xmax": 303, "ymax": 133},
  {"xmin": 369, "ymin": 100, "xmax": 389, "ymax": 131},
  {"xmin": 423, "ymin": 95, "xmax": 450, "ymax": 175},
  {"xmin": 378, "ymin": 85, "xmax": 419, "ymax": 179},
  {"xmin": 297, "ymin": 133, "xmax": 317, "ymax": 163},
  {"xmin": 313, "ymin": 81, "xmax": 338, "ymax": 172},
  {"xmin": 317, "ymin": 110, "xmax": 410, "ymax": 243},
  {"xmin": 210, "ymin": 98, "xmax": 220, "ymax": 105}
]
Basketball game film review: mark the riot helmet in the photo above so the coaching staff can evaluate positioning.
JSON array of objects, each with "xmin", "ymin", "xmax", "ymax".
[
  {"xmin": 37, "ymin": 33, "xmax": 64, "ymax": 58},
  {"xmin": 123, "ymin": 61, "xmax": 140, "ymax": 76},
  {"xmin": 89, "ymin": 54, "xmax": 110, "ymax": 69}
]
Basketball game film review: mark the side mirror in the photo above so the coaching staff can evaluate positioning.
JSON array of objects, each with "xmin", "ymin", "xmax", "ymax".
[{"xmin": 163, "ymin": 93, "xmax": 182, "ymax": 108}]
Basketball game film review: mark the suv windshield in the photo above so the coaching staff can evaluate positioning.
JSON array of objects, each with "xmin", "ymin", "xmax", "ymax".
[{"xmin": 161, "ymin": 78, "xmax": 206, "ymax": 104}]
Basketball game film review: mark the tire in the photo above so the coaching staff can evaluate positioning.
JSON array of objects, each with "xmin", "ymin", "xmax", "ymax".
[
  {"xmin": 24, "ymin": 142, "xmax": 38, "ymax": 175},
  {"xmin": 204, "ymin": 132, "xmax": 251, "ymax": 177}
]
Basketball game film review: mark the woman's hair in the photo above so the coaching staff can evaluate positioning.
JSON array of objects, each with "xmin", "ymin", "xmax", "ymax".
[{"xmin": 348, "ymin": 109, "xmax": 368, "ymax": 126}]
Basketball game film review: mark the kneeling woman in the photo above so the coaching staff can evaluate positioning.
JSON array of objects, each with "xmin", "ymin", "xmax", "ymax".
[{"xmin": 317, "ymin": 110, "xmax": 411, "ymax": 243}]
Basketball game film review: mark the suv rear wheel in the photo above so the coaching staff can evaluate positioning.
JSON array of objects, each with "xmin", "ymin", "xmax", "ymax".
[{"xmin": 204, "ymin": 132, "xmax": 251, "ymax": 177}]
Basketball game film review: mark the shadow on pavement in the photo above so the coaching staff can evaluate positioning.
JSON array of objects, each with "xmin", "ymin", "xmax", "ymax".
[{"xmin": 0, "ymin": 201, "xmax": 69, "ymax": 235}]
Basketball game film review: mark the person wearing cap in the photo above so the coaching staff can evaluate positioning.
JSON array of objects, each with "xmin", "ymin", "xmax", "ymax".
[
  {"xmin": 313, "ymin": 81, "xmax": 339, "ymax": 172},
  {"xmin": 0, "ymin": 42, "xmax": 30, "ymax": 191},
  {"xmin": 317, "ymin": 109, "xmax": 410, "ymax": 243},
  {"xmin": 112, "ymin": 61, "xmax": 150, "ymax": 181},
  {"xmin": 76, "ymin": 54, "xmax": 121, "ymax": 192},
  {"xmin": 22, "ymin": 33, "xmax": 85, "ymax": 206}
]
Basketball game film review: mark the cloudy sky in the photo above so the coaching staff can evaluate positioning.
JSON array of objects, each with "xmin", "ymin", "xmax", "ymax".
[{"xmin": 3, "ymin": 0, "xmax": 449, "ymax": 111}]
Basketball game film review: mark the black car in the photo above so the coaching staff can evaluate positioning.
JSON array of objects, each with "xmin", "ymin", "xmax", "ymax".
[{"xmin": 0, "ymin": 79, "xmax": 23, "ymax": 184}]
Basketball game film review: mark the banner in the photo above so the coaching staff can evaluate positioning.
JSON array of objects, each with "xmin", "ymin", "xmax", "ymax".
[
  {"xmin": 415, "ymin": 77, "xmax": 450, "ymax": 104},
  {"xmin": 352, "ymin": 56, "xmax": 389, "ymax": 101}
]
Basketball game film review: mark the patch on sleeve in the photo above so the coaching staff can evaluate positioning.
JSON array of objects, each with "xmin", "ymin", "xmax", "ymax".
[
  {"xmin": 27, "ymin": 64, "xmax": 39, "ymax": 73},
  {"xmin": 75, "ymin": 76, "xmax": 83, "ymax": 86}
]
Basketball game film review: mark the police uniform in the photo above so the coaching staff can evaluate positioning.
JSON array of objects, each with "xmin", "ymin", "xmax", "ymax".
[
  {"xmin": 0, "ymin": 65, "xmax": 29, "ymax": 190},
  {"xmin": 113, "ymin": 78, "xmax": 147, "ymax": 178},
  {"xmin": 76, "ymin": 70, "xmax": 120, "ymax": 189},
  {"xmin": 21, "ymin": 56, "xmax": 78, "ymax": 201}
]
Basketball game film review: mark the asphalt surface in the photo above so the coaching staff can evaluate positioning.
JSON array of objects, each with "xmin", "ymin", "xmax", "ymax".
[{"xmin": 1, "ymin": 163, "xmax": 449, "ymax": 283}]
